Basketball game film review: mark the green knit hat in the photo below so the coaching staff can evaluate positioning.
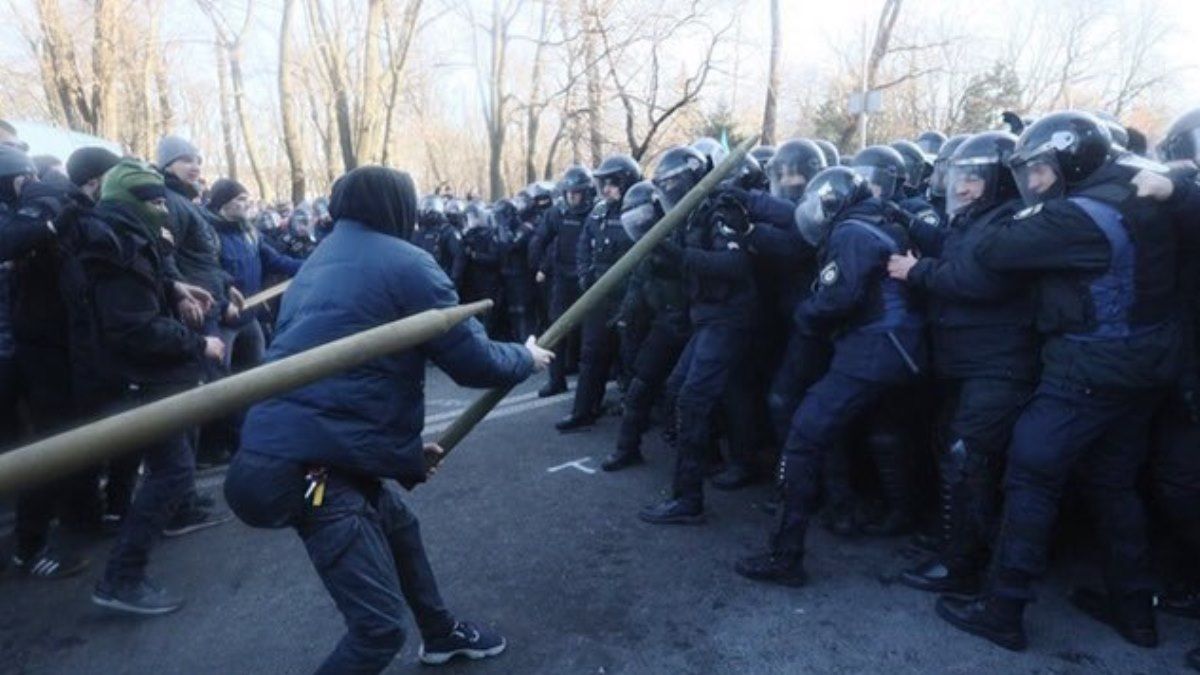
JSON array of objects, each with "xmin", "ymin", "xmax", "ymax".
[{"xmin": 101, "ymin": 159, "xmax": 168, "ymax": 231}]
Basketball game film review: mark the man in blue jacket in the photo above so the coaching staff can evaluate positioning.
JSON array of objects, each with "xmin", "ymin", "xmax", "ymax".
[{"xmin": 226, "ymin": 166, "xmax": 552, "ymax": 672}]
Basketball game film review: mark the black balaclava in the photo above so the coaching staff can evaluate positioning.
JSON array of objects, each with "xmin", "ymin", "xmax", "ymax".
[{"xmin": 329, "ymin": 166, "xmax": 417, "ymax": 240}]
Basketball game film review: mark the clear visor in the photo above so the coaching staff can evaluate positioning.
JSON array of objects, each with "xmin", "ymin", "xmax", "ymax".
[
  {"xmin": 652, "ymin": 172, "xmax": 693, "ymax": 210},
  {"xmin": 851, "ymin": 165, "xmax": 897, "ymax": 200},
  {"xmin": 904, "ymin": 160, "xmax": 927, "ymax": 189},
  {"xmin": 793, "ymin": 193, "xmax": 830, "ymax": 247},
  {"xmin": 945, "ymin": 160, "xmax": 998, "ymax": 218},
  {"xmin": 928, "ymin": 159, "xmax": 950, "ymax": 198},
  {"xmin": 1010, "ymin": 157, "xmax": 1064, "ymax": 206},
  {"xmin": 769, "ymin": 165, "xmax": 808, "ymax": 202},
  {"xmin": 466, "ymin": 210, "xmax": 489, "ymax": 230},
  {"xmin": 1160, "ymin": 128, "xmax": 1200, "ymax": 164},
  {"xmin": 621, "ymin": 202, "xmax": 659, "ymax": 242}
]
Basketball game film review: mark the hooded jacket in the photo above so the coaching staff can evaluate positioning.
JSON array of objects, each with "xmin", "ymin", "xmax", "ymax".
[
  {"xmin": 239, "ymin": 167, "xmax": 534, "ymax": 486},
  {"xmin": 162, "ymin": 171, "xmax": 232, "ymax": 307}
]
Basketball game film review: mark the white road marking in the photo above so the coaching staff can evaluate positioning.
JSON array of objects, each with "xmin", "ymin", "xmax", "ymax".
[{"xmin": 546, "ymin": 457, "xmax": 596, "ymax": 475}]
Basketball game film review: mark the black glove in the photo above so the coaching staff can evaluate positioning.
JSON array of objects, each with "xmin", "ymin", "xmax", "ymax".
[
  {"xmin": 883, "ymin": 201, "xmax": 916, "ymax": 229},
  {"xmin": 656, "ymin": 239, "xmax": 684, "ymax": 265},
  {"xmin": 718, "ymin": 186, "xmax": 752, "ymax": 208},
  {"xmin": 711, "ymin": 193, "xmax": 751, "ymax": 239}
]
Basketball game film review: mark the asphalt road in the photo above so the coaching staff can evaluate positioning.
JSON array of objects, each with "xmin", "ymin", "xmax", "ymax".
[{"xmin": 0, "ymin": 368, "xmax": 1195, "ymax": 674}]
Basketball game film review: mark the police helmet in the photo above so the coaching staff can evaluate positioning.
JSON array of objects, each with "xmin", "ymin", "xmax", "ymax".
[
  {"xmin": 850, "ymin": 145, "xmax": 908, "ymax": 199},
  {"xmin": 944, "ymin": 131, "xmax": 1019, "ymax": 219},
  {"xmin": 766, "ymin": 139, "xmax": 826, "ymax": 203},
  {"xmin": 814, "ymin": 140, "xmax": 841, "ymax": 168},
  {"xmin": 793, "ymin": 166, "xmax": 872, "ymax": 247},
  {"xmin": 651, "ymin": 146, "xmax": 708, "ymax": 210},
  {"xmin": 593, "ymin": 154, "xmax": 642, "ymax": 198},
  {"xmin": 1008, "ymin": 111, "xmax": 1112, "ymax": 205},
  {"xmin": 620, "ymin": 180, "xmax": 664, "ymax": 242},
  {"xmin": 1158, "ymin": 108, "xmax": 1200, "ymax": 164},
  {"xmin": 928, "ymin": 134, "xmax": 969, "ymax": 199}
]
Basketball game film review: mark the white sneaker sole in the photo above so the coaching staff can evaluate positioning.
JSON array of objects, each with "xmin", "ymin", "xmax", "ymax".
[
  {"xmin": 91, "ymin": 593, "xmax": 183, "ymax": 616},
  {"xmin": 418, "ymin": 639, "xmax": 506, "ymax": 665}
]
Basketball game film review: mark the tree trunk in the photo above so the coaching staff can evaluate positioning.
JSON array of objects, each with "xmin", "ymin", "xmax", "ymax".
[
  {"xmin": 356, "ymin": 0, "xmax": 385, "ymax": 165},
  {"xmin": 229, "ymin": 44, "xmax": 269, "ymax": 197},
  {"xmin": 761, "ymin": 0, "xmax": 781, "ymax": 146},
  {"xmin": 578, "ymin": 0, "xmax": 604, "ymax": 164},
  {"xmin": 379, "ymin": 0, "xmax": 423, "ymax": 166},
  {"xmin": 213, "ymin": 42, "xmax": 238, "ymax": 180},
  {"xmin": 524, "ymin": 1, "xmax": 551, "ymax": 185},
  {"xmin": 486, "ymin": 0, "xmax": 507, "ymax": 200},
  {"xmin": 278, "ymin": 0, "xmax": 307, "ymax": 203},
  {"xmin": 92, "ymin": 0, "xmax": 119, "ymax": 139},
  {"xmin": 33, "ymin": 0, "xmax": 93, "ymax": 131}
]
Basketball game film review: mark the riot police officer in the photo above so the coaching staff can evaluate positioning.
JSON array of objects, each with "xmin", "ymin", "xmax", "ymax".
[
  {"xmin": 602, "ymin": 181, "xmax": 690, "ymax": 471},
  {"xmin": 412, "ymin": 195, "xmax": 446, "ymax": 260},
  {"xmin": 750, "ymin": 145, "xmax": 776, "ymax": 167},
  {"xmin": 927, "ymin": 134, "xmax": 969, "ymax": 220},
  {"xmin": 460, "ymin": 201, "xmax": 504, "ymax": 337},
  {"xmin": 638, "ymin": 146, "xmax": 760, "ymax": 523},
  {"xmin": 814, "ymin": 139, "xmax": 841, "ymax": 169},
  {"xmin": 916, "ymin": 130, "xmax": 948, "ymax": 157},
  {"xmin": 530, "ymin": 166, "xmax": 594, "ymax": 397},
  {"xmin": 494, "ymin": 198, "xmax": 537, "ymax": 341},
  {"xmin": 885, "ymin": 132, "xmax": 1038, "ymax": 595},
  {"xmin": 938, "ymin": 111, "xmax": 1182, "ymax": 652},
  {"xmin": 736, "ymin": 166, "xmax": 925, "ymax": 584},
  {"xmin": 556, "ymin": 155, "xmax": 640, "ymax": 430}
]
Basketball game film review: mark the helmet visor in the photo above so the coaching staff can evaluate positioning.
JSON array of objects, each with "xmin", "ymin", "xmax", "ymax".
[
  {"xmin": 1160, "ymin": 127, "xmax": 1200, "ymax": 164},
  {"xmin": 851, "ymin": 165, "xmax": 897, "ymax": 200},
  {"xmin": 652, "ymin": 166, "xmax": 695, "ymax": 211},
  {"xmin": 620, "ymin": 202, "xmax": 659, "ymax": 242},
  {"xmin": 768, "ymin": 165, "xmax": 808, "ymax": 203},
  {"xmin": 793, "ymin": 192, "xmax": 830, "ymax": 247},
  {"xmin": 1010, "ymin": 155, "xmax": 1064, "ymax": 206},
  {"xmin": 928, "ymin": 158, "xmax": 950, "ymax": 198},
  {"xmin": 945, "ymin": 159, "xmax": 999, "ymax": 218}
]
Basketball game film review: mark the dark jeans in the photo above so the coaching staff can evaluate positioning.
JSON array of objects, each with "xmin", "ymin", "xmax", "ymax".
[
  {"xmin": 225, "ymin": 452, "xmax": 456, "ymax": 674},
  {"xmin": 104, "ymin": 424, "xmax": 194, "ymax": 583},
  {"xmin": 991, "ymin": 381, "xmax": 1162, "ymax": 601}
]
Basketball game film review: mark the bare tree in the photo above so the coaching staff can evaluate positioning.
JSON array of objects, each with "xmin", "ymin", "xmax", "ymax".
[
  {"xmin": 279, "ymin": 0, "xmax": 307, "ymax": 202},
  {"xmin": 761, "ymin": 0, "xmax": 780, "ymax": 146}
]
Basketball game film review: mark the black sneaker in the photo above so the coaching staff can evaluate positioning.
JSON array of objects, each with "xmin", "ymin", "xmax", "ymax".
[
  {"xmin": 12, "ymin": 546, "xmax": 89, "ymax": 580},
  {"xmin": 735, "ymin": 552, "xmax": 807, "ymax": 587},
  {"xmin": 419, "ymin": 620, "xmax": 506, "ymax": 665},
  {"xmin": 638, "ymin": 498, "xmax": 704, "ymax": 525},
  {"xmin": 1070, "ymin": 587, "xmax": 1158, "ymax": 648},
  {"xmin": 935, "ymin": 594, "xmax": 1027, "ymax": 652},
  {"xmin": 92, "ymin": 578, "xmax": 184, "ymax": 616},
  {"xmin": 163, "ymin": 507, "xmax": 232, "ymax": 538}
]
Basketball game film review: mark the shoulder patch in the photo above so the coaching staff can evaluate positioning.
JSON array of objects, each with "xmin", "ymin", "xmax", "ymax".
[
  {"xmin": 454, "ymin": 231, "xmax": 462, "ymax": 240},
  {"xmin": 1013, "ymin": 203, "xmax": 1043, "ymax": 220},
  {"xmin": 919, "ymin": 211, "xmax": 940, "ymax": 227},
  {"xmin": 819, "ymin": 261, "xmax": 839, "ymax": 286}
]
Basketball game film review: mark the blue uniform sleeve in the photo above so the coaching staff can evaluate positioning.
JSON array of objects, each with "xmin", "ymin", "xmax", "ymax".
[
  {"xmin": 796, "ymin": 226, "xmax": 882, "ymax": 330},
  {"xmin": 975, "ymin": 200, "xmax": 1110, "ymax": 273},
  {"xmin": 404, "ymin": 257, "xmax": 534, "ymax": 387},
  {"xmin": 576, "ymin": 219, "xmax": 595, "ymax": 287},
  {"xmin": 683, "ymin": 244, "xmax": 752, "ymax": 282},
  {"xmin": 746, "ymin": 190, "xmax": 797, "ymax": 228},
  {"xmin": 529, "ymin": 210, "xmax": 555, "ymax": 272}
]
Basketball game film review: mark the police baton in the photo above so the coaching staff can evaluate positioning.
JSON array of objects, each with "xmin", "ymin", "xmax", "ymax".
[{"xmin": 432, "ymin": 135, "xmax": 760, "ymax": 462}]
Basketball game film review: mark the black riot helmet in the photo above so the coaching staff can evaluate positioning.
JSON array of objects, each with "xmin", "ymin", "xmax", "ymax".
[
  {"xmin": 916, "ymin": 131, "xmax": 947, "ymax": 156},
  {"xmin": 1008, "ymin": 110, "xmax": 1112, "ymax": 206},
  {"xmin": 1158, "ymin": 108, "xmax": 1200, "ymax": 164},
  {"xmin": 725, "ymin": 154, "xmax": 767, "ymax": 191},
  {"xmin": 1092, "ymin": 111, "xmax": 1129, "ymax": 151},
  {"xmin": 944, "ymin": 131, "xmax": 1019, "ymax": 219},
  {"xmin": 766, "ymin": 139, "xmax": 826, "ymax": 203},
  {"xmin": 651, "ymin": 145, "xmax": 708, "ymax": 210},
  {"xmin": 814, "ymin": 140, "xmax": 840, "ymax": 168},
  {"xmin": 444, "ymin": 197, "xmax": 466, "ymax": 228},
  {"xmin": 464, "ymin": 200, "xmax": 490, "ymax": 231},
  {"xmin": 793, "ymin": 166, "xmax": 873, "ymax": 247},
  {"xmin": 692, "ymin": 137, "xmax": 728, "ymax": 166},
  {"xmin": 0, "ymin": 145, "xmax": 36, "ymax": 205},
  {"xmin": 529, "ymin": 181, "xmax": 556, "ymax": 211},
  {"xmin": 928, "ymin": 134, "xmax": 969, "ymax": 199},
  {"xmin": 851, "ymin": 145, "xmax": 908, "ymax": 200},
  {"xmin": 890, "ymin": 140, "xmax": 934, "ymax": 191},
  {"xmin": 593, "ymin": 154, "xmax": 642, "ymax": 201},
  {"xmin": 750, "ymin": 145, "xmax": 776, "ymax": 166},
  {"xmin": 558, "ymin": 165, "xmax": 596, "ymax": 208},
  {"xmin": 419, "ymin": 194, "xmax": 445, "ymax": 217},
  {"xmin": 620, "ymin": 180, "xmax": 664, "ymax": 242}
]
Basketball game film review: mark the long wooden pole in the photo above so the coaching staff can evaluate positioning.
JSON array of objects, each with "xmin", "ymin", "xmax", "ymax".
[
  {"xmin": 0, "ymin": 300, "xmax": 492, "ymax": 495},
  {"xmin": 434, "ymin": 135, "xmax": 759, "ymax": 457}
]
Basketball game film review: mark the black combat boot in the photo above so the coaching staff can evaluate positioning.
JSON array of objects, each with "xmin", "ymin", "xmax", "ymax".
[
  {"xmin": 602, "ymin": 448, "xmax": 644, "ymax": 472},
  {"xmin": 711, "ymin": 462, "xmax": 756, "ymax": 491},
  {"xmin": 860, "ymin": 431, "xmax": 916, "ymax": 536},
  {"xmin": 1070, "ymin": 587, "xmax": 1158, "ymax": 648},
  {"xmin": 901, "ymin": 448, "xmax": 982, "ymax": 594},
  {"xmin": 936, "ymin": 593, "xmax": 1027, "ymax": 652},
  {"xmin": 538, "ymin": 381, "xmax": 567, "ymax": 398},
  {"xmin": 606, "ymin": 378, "xmax": 653, "ymax": 471},
  {"xmin": 735, "ymin": 551, "xmax": 807, "ymax": 587},
  {"xmin": 555, "ymin": 413, "xmax": 595, "ymax": 432}
]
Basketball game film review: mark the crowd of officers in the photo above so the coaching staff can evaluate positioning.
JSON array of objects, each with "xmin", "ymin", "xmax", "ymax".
[
  {"xmin": 409, "ymin": 109, "xmax": 1200, "ymax": 666},
  {"xmin": 7, "ymin": 104, "xmax": 1200, "ymax": 667}
]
